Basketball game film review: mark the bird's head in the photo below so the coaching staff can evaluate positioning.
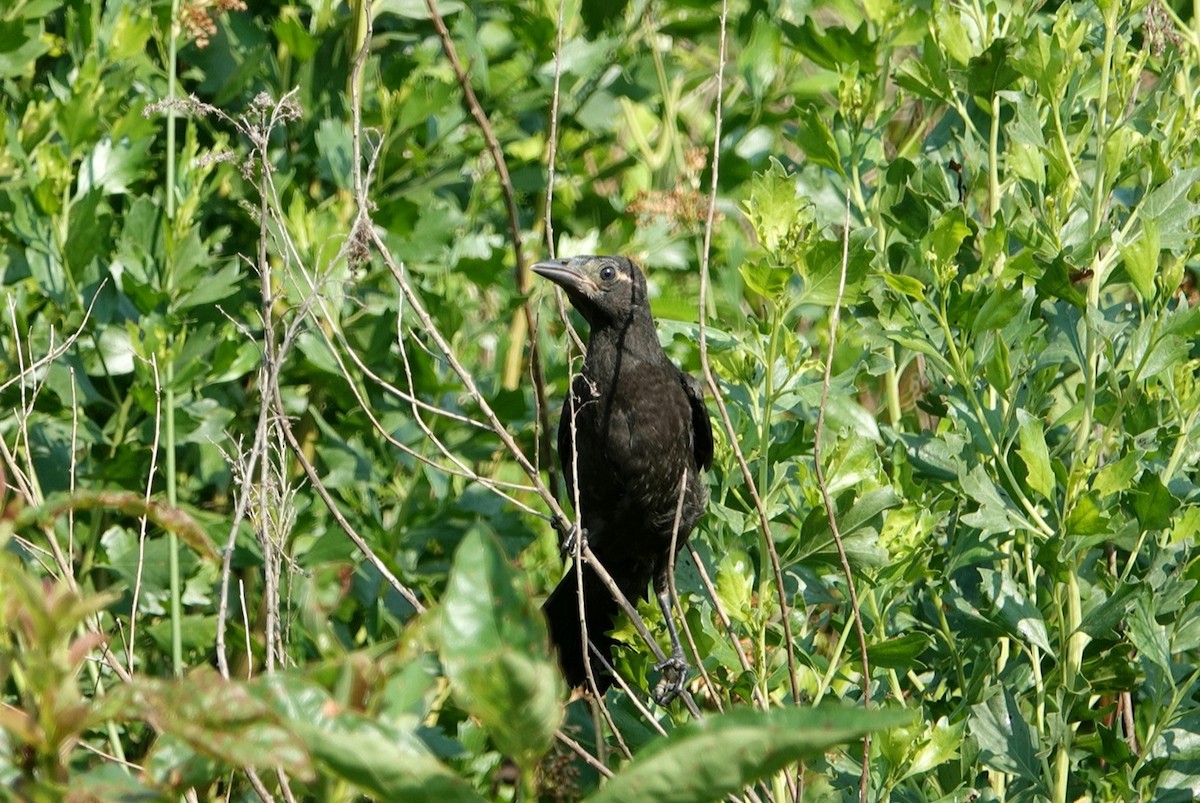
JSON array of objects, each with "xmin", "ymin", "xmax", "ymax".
[{"xmin": 531, "ymin": 255, "xmax": 649, "ymax": 328}]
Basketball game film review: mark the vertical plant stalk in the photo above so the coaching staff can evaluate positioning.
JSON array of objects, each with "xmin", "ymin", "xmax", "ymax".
[
  {"xmin": 695, "ymin": 0, "xmax": 801, "ymax": 709},
  {"xmin": 163, "ymin": 0, "xmax": 184, "ymax": 680},
  {"xmin": 1058, "ymin": 7, "xmax": 1120, "ymax": 801},
  {"xmin": 813, "ymin": 194, "xmax": 872, "ymax": 802}
]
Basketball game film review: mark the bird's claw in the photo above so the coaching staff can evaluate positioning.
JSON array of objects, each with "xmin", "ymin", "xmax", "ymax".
[
  {"xmin": 651, "ymin": 655, "xmax": 689, "ymax": 705},
  {"xmin": 553, "ymin": 518, "xmax": 589, "ymax": 557}
]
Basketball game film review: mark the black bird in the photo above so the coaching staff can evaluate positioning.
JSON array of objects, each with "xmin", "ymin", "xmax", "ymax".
[{"xmin": 533, "ymin": 255, "xmax": 713, "ymax": 703}]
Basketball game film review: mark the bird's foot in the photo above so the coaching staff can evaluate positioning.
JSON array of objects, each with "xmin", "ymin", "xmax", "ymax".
[
  {"xmin": 651, "ymin": 655, "xmax": 689, "ymax": 705},
  {"xmin": 553, "ymin": 518, "xmax": 589, "ymax": 557}
]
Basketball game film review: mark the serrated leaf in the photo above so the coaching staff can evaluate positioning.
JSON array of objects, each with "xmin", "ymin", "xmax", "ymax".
[
  {"xmin": 979, "ymin": 567, "xmax": 1052, "ymax": 652},
  {"xmin": 970, "ymin": 690, "xmax": 1043, "ymax": 785},
  {"xmin": 1094, "ymin": 452, "xmax": 1141, "ymax": 498},
  {"xmin": 1133, "ymin": 473, "xmax": 1180, "ymax": 531},
  {"xmin": 265, "ymin": 675, "xmax": 482, "ymax": 802},
  {"xmin": 795, "ymin": 105, "xmax": 843, "ymax": 175}
]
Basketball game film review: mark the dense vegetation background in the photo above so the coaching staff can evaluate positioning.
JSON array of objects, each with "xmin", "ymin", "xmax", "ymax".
[{"xmin": 2, "ymin": 0, "xmax": 1200, "ymax": 800}]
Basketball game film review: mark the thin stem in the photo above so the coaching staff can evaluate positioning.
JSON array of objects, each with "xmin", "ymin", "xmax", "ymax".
[
  {"xmin": 813, "ymin": 193, "xmax": 872, "ymax": 802},
  {"xmin": 695, "ymin": 0, "xmax": 801, "ymax": 708}
]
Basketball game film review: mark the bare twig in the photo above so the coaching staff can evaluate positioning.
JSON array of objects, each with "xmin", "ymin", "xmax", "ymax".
[
  {"xmin": 554, "ymin": 730, "xmax": 614, "ymax": 779},
  {"xmin": 685, "ymin": 544, "xmax": 767, "ymax": 709},
  {"xmin": 667, "ymin": 471, "xmax": 724, "ymax": 710},
  {"xmin": 422, "ymin": 0, "xmax": 559, "ymax": 494},
  {"xmin": 812, "ymin": 192, "xmax": 871, "ymax": 802},
  {"xmin": 0, "ymin": 280, "xmax": 107, "ymax": 396},
  {"xmin": 130, "ymin": 353, "xmax": 164, "ymax": 674},
  {"xmin": 693, "ymin": 0, "xmax": 801, "ymax": 709}
]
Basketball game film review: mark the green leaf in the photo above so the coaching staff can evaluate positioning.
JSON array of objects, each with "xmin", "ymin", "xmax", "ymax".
[
  {"xmin": 902, "ymin": 716, "xmax": 965, "ymax": 780},
  {"xmin": 924, "ymin": 208, "xmax": 972, "ymax": 267},
  {"xmin": 799, "ymin": 233, "xmax": 872, "ymax": 307},
  {"xmin": 979, "ymin": 567, "xmax": 1052, "ymax": 652},
  {"xmin": 1016, "ymin": 411, "xmax": 1054, "ymax": 500},
  {"xmin": 77, "ymin": 136, "xmax": 151, "ymax": 197},
  {"xmin": 111, "ymin": 669, "xmax": 313, "ymax": 781},
  {"xmin": 739, "ymin": 259, "xmax": 790, "ymax": 300},
  {"xmin": 970, "ymin": 690, "xmax": 1043, "ymax": 786},
  {"xmin": 439, "ymin": 528, "xmax": 562, "ymax": 769},
  {"xmin": 972, "ymin": 282, "xmax": 1025, "ymax": 334},
  {"xmin": 882, "ymin": 272, "xmax": 925, "ymax": 301},
  {"xmin": 794, "ymin": 105, "xmax": 843, "ymax": 175},
  {"xmin": 1094, "ymin": 452, "xmax": 1141, "ymax": 498},
  {"xmin": 175, "ymin": 259, "xmax": 242, "ymax": 309},
  {"xmin": 1067, "ymin": 492, "xmax": 1113, "ymax": 537},
  {"xmin": 1133, "ymin": 473, "xmax": 1180, "ymax": 531},
  {"xmin": 1120, "ymin": 219, "xmax": 1160, "ymax": 302},
  {"xmin": 266, "ymin": 675, "xmax": 482, "ymax": 802},
  {"xmin": 862, "ymin": 632, "xmax": 932, "ymax": 670},
  {"xmin": 586, "ymin": 706, "xmax": 913, "ymax": 803},
  {"xmin": 966, "ymin": 38, "xmax": 1020, "ymax": 100},
  {"xmin": 741, "ymin": 158, "xmax": 812, "ymax": 258},
  {"xmin": 715, "ymin": 550, "xmax": 754, "ymax": 624}
]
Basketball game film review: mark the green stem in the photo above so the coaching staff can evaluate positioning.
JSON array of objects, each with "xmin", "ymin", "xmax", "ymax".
[
  {"xmin": 165, "ymin": 0, "xmax": 183, "ymax": 678},
  {"xmin": 988, "ymin": 93, "xmax": 1001, "ymax": 224},
  {"xmin": 756, "ymin": 303, "xmax": 781, "ymax": 606},
  {"xmin": 934, "ymin": 301, "xmax": 1053, "ymax": 538},
  {"xmin": 1076, "ymin": 1, "xmax": 1119, "ymax": 457}
]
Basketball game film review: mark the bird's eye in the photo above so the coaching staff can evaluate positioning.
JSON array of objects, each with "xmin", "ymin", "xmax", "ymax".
[{"xmin": 599, "ymin": 265, "xmax": 616, "ymax": 281}]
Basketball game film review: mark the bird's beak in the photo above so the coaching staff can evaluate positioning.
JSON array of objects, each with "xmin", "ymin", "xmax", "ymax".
[{"xmin": 531, "ymin": 257, "xmax": 597, "ymax": 295}]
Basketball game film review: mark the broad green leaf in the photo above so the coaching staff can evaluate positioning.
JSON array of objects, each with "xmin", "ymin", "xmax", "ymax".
[
  {"xmin": 440, "ymin": 528, "xmax": 562, "ymax": 769},
  {"xmin": 1094, "ymin": 452, "xmax": 1141, "ymax": 498},
  {"xmin": 587, "ymin": 706, "xmax": 913, "ymax": 803},
  {"xmin": 111, "ymin": 669, "xmax": 313, "ymax": 781},
  {"xmin": 966, "ymin": 38, "xmax": 1020, "ymax": 100},
  {"xmin": 960, "ymin": 465, "xmax": 1035, "ymax": 536},
  {"xmin": 742, "ymin": 158, "xmax": 812, "ymax": 258},
  {"xmin": 972, "ymin": 282, "xmax": 1025, "ymax": 333},
  {"xmin": 77, "ymin": 136, "xmax": 151, "ymax": 197},
  {"xmin": 798, "ymin": 234, "xmax": 872, "ymax": 307},
  {"xmin": 795, "ymin": 105, "xmax": 843, "ymax": 175},
  {"xmin": 902, "ymin": 716, "xmax": 965, "ymax": 780},
  {"xmin": 861, "ymin": 632, "xmax": 932, "ymax": 670},
  {"xmin": 739, "ymin": 259, "xmax": 790, "ymax": 300},
  {"xmin": 979, "ymin": 567, "xmax": 1052, "ymax": 652},
  {"xmin": 970, "ymin": 690, "xmax": 1043, "ymax": 786},
  {"xmin": 1133, "ymin": 473, "xmax": 1180, "ymax": 531},
  {"xmin": 265, "ymin": 675, "xmax": 482, "ymax": 802},
  {"xmin": 1066, "ymin": 492, "xmax": 1113, "ymax": 537},
  {"xmin": 1170, "ymin": 507, "xmax": 1200, "ymax": 544},
  {"xmin": 715, "ymin": 550, "xmax": 754, "ymax": 624},
  {"xmin": 924, "ymin": 208, "xmax": 972, "ymax": 267}
]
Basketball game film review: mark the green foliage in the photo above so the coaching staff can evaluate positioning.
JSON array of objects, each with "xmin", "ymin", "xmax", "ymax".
[{"xmin": 2, "ymin": 0, "xmax": 1200, "ymax": 800}]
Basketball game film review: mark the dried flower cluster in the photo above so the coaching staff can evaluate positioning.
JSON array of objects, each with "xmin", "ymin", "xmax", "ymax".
[
  {"xmin": 1144, "ymin": 0, "xmax": 1182, "ymax": 58},
  {"xmin": 626, "ymin": 147, "xmax": 721, "ymax": 231},
  {"xmin": 180, "ymin": 0, "xmax": 248, "ymax": 49}
]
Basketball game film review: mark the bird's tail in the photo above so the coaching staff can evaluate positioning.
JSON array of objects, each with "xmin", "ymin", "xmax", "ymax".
[{"xmin": 543, "ymin": 562, "xmax": 621, "ymax": 694}]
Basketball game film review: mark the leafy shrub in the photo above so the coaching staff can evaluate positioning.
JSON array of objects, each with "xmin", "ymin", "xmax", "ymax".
[{"xmin": 1, "ymin": 0, "xmax": 1198, "ymax": 800}]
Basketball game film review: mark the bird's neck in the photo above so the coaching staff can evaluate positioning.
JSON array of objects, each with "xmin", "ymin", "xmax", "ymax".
[{"xmin": 583, "ymin": 310, "xmax": 666, "ymax": 380}]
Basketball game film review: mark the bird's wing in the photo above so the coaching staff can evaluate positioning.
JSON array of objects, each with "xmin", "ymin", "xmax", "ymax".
[{"xmin": 680, "ymin": 372, "xmax": 713, "ymax": 471}]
